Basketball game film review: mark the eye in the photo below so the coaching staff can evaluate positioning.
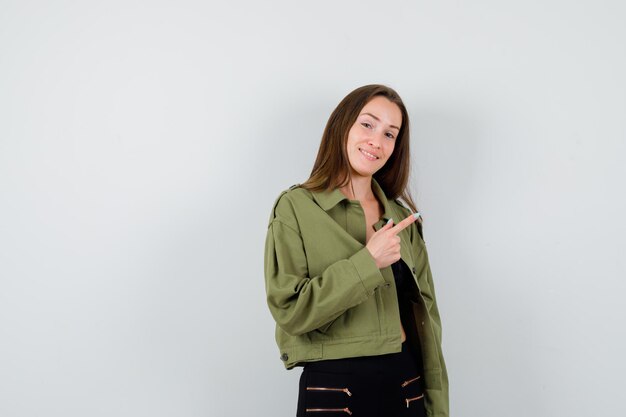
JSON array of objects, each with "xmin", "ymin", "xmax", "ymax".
[
  {"xmin": 386, "ymin": 132, "xmax": 396, "ymax": 139},
  {"xmin": 361, "ymin": 122, "xmax": 372, "ymax": 129}
]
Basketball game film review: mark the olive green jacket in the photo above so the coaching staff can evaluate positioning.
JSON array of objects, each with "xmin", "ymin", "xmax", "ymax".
[{"xmin": 264, "ymin": 178, "xmax": 449, "ymax": 416}]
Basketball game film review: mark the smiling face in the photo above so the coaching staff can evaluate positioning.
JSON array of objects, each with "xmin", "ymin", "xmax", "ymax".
[{"xmin": 345, "ymin": 95, "xmax": 403, "ymax": 179}]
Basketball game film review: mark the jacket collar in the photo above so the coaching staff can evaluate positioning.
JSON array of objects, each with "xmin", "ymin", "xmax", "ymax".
[{"xmin": 312, "ymin": 177, "xmax": 394, "ymax": 222}]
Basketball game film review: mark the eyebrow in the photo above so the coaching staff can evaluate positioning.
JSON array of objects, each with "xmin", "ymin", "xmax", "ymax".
[{"xmin": 361, "ymin": 112, "xmax": 400, "ymax": 131}]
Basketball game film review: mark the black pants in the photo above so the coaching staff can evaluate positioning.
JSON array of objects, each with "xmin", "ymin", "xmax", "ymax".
[{"xmin": 296, "ymin": 343, "xmax": 426, "ymax": 417}]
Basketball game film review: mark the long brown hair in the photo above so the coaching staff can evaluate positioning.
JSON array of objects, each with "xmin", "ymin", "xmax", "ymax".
[{"xmin": 301, "ymin": 84, "xmax": 419, "ymax": 214}]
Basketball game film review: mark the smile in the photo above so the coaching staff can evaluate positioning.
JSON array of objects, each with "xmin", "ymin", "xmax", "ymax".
[{"xmin": 359, "ymin": 148, "xmax": 379, "ymax": 160}]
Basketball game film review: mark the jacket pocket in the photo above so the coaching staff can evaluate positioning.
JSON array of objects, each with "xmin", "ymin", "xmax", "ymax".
[
  {"xmin": 310, "ymin": 298, "xmax": 380, "ymax": 340},
  {"xmin": 315, "ymin": 317, "xmax": 338, "ymax": 334}
]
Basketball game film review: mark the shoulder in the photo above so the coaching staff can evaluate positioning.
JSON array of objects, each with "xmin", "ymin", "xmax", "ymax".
[
  {"xmin": 270, "ymin": 183, "xmax": 312, "ymax": 212},
  {"xmin": 267, "ymin": 184, "xmax": 313, "ymax": 228},
  {"xmin": 391, "ymin": 198, "xmax": 412, "ymax": 218}
]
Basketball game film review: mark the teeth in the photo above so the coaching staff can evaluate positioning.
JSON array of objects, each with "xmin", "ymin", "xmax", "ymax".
[{"xmin": 360, "ymin": 149, "xmax": 379, "ymax": 159}]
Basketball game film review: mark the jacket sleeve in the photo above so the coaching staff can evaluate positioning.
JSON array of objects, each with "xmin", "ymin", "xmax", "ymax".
[{"xmin": 264, "ymin": 196, "xmax": 386, "ymax": 337}]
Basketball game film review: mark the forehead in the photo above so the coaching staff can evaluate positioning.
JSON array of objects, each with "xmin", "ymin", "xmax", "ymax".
[{"xmin": 360, "ymin": 96, "xmax": 402, "ymax": 128}]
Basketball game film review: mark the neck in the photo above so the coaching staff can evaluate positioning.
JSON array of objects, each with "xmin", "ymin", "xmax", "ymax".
[{"xmin": 340, "ymin": 175, "xmax": 375, "ymax": 201}]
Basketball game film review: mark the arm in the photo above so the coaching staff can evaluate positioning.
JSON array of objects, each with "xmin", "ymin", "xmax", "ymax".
[{"xmin": 264, "ymin": 198, "xmax": 385, "ymax": 337}]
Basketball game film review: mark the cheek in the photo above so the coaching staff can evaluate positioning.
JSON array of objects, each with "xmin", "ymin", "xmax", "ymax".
[
  {"xmin": 384, "ymin": 142, "xmax": 396, "ymax": 157},
  {"xmin": 346, "ymin": 128, "xmax": 359, "ymax": 146}
]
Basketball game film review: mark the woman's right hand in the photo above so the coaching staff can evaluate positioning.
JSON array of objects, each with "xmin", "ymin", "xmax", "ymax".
[{"xmin": 366, "ymin": 214, "xmax": 419, "ymax": 269}]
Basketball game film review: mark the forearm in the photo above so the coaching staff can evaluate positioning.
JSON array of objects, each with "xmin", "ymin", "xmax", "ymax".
[{"xmin": 265, "ymin": 221, "xmax": 385, "ymax": 336}]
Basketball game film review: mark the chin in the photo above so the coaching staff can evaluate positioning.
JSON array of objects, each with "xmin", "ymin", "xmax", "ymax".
[{"xmin": 353, "ymin": 167, "xmax": 379, "ymax": 177}]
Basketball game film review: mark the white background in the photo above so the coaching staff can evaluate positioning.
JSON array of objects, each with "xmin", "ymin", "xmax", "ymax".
[{"xmin": 1, "ymin": 1, "xmax": 625, "ymax": 416}]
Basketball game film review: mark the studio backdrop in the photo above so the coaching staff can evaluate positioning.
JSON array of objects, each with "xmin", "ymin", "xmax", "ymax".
[{"xmin": 1, "ymin": 1, "xmax": 624, "ymax": 416}]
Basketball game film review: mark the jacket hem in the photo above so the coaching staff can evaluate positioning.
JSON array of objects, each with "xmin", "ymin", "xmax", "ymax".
[{"xmin": 281, "ymin": 335, "xmax": 403, "ymax": 369}]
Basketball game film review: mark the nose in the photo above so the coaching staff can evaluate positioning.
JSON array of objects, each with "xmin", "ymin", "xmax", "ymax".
[{"xmin": 368, "ymin": 135, "xmax": 382, "ymax": 149}]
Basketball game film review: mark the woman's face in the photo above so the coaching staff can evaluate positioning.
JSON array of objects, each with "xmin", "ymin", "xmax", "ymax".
[{"xmin": 345, "ymin": 96, "xmax": 402, "ymax": 179}]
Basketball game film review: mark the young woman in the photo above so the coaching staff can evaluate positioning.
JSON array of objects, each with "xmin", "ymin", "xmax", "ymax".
[{"xmin": 264, "ymin": 85, "xmax": 449, "ymax": 417}]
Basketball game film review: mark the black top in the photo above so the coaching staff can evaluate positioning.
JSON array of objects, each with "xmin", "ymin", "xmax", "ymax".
[{"xmin": 390, "ymin": 259, "xmax": 425, "ymax": 370}]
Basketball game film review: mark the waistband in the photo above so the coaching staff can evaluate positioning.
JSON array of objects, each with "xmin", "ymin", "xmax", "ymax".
[{"xmin": 303, "ymin": 342, "xmax": 419, "ymax": 376}]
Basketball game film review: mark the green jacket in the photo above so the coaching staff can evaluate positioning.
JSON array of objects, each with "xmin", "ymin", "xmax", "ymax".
[{"xmin": 264, "ymin": 178, "xmax": 449, "ymax": 416}]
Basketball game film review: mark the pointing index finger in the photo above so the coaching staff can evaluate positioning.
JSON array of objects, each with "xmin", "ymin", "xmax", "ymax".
[{"xmin": 389, "ymin": 213, "xmax": 419, "ymax": 235}]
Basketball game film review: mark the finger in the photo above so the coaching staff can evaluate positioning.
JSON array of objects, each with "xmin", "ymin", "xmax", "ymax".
[
  {"xmin": 390, "ymin": 213, "xmax": 419, "ymax": 235},
  {"xmin": 379, "ymin": 218, "xmax": 394, "ymax": 231}
]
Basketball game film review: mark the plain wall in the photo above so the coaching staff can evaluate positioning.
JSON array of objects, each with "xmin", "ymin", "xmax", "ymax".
[{"xmin": 1, "ymin": 1, "xmax": 625, "ymax": 416}]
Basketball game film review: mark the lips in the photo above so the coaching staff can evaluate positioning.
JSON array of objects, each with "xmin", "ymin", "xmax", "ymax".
[{"xmin": 359, "ymin": 148, "xmax": 379, "ymax": 160}]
